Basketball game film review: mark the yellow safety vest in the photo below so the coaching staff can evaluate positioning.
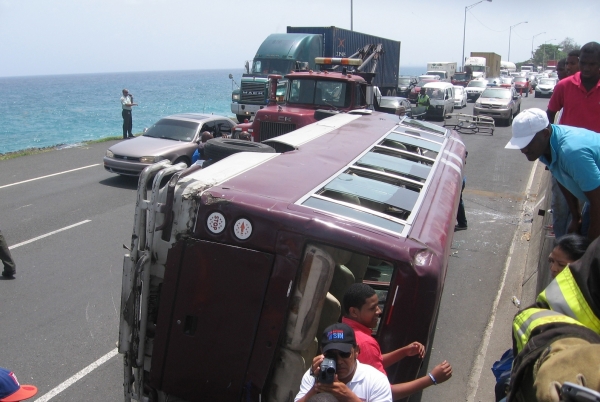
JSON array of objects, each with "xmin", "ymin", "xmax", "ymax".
[
  {"xmin": 536, "ymin": 267, "xmax": 600, "ymax": 334},
  {"xmin": 513, "ymin": 307, "xmax": 585, "ymax": 354},
  {"xmin": 417, "ymin": 94, "xmax": 430, "ymax": 108}
]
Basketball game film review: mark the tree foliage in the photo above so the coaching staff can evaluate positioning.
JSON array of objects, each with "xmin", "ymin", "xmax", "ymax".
[{"xmin": 516, "ymin": 37, "xmax": 580, "ymax": 68}]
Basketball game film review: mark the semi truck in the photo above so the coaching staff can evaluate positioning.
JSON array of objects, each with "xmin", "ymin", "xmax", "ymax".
[
  {"xmin": 231, "ymin": 26, "xmax": 401, "ymax": 122},
  {"xmin": 465, "ymin": 52, "xmax": 501, "ymax": 79},
  {"xmin": 425, "ymin": 61, "xmax": 457, "ymax": 82},
  {"xmin": 233, "ymin": 57, "xmax": 386, "ymax": 142}
]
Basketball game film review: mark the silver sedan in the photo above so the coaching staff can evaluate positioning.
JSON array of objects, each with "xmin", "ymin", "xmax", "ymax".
[{"xmin": 103, "ymin": 114, "xmax": 235, "ymax": 176}]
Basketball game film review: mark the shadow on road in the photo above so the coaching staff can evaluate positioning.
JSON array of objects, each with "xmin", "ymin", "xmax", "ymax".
[{"xmin": 99, "ymin": 175, "xmax": 138, "ymax": 189}]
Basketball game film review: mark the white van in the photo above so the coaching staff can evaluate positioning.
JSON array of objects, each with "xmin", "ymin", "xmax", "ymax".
[{"xmin": 423, "ymin": 81, "xmax": 455, "ymax": 120}]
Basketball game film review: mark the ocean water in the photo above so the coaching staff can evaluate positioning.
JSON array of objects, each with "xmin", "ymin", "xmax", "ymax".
[
  {"xmin": 0, "ymin": 66, "xmax": 423, "ymax": 155},
  {"xmin": 0, "ymin": 69, "xmax": 243, "ymax": 154}
]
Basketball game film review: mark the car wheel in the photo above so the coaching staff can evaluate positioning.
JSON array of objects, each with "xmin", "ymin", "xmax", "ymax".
[
  {"xmin": 506, "ymin": 112, "xmax": 513, "ymax": 127},
  {"xmin": 173, "ymin": 156, "xmax": 190, "ymax": 167},
  {"xmin": 236, "ymin": 115, "xmax": 250, "ymax": 123},
  {"xmin": 204, "ymin": 137, "xmax": 275, "ymax": 161}
]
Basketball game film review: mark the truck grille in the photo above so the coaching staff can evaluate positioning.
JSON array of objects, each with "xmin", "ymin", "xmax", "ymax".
[
  {"xmin": 240, "ymin": 82, "xmax": 267, "ymax": 104},
  {"xmin": 259, "ymin": 122, "xmax": 296, "ymax": 141}
]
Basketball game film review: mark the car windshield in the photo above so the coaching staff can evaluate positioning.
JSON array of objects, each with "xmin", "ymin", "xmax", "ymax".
[
  {"xmin": 380, "ymin": 98, "xmax": 401, "ymax": 108},
  {"xmin": 416, "ymin": 80, "xmax": 435, "ymax": 87},
  {"xmin": 514, "ymin": 77, "xmax": 526, "ymax": 82},
  {"xmin": 143, "ymin": 119, "xmax": 200, "ymax": 142},
  {"xmin": 468, "ymin": 81, "xmax": 487, "ymax": 87},
  {"xmin": 454, "ymin": 87, "xmax": 464, "ymax": 94},
  {"xmin": 454, "ymin": 73, "xmax": 468, "ymax": 80},
  {"xmin": 501, "ymin": 78, "xmax": 512, "ymax": 84},
  {"xmin": 481, "ymin": 89, "xmax": 511, "ymax": 99},
  {"xmin": 425, "ymin": 88, "xmax": 445, "ymax": 100},
  {"xmin": 398, "ymin": 77, "xmax": 412, "ymax": 85},
  {"xmin": 288, "ymin": 79, "xmax": 351, "ymax": 107},
  {"xmin": 540, "ymin": 79, "xmax": 556, "ymax": 85}
]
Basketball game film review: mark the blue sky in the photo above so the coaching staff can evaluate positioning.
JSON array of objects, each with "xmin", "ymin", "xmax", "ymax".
[{"xmin": 0, "ymin": 0, "xmax": 597, "ymax": 77}]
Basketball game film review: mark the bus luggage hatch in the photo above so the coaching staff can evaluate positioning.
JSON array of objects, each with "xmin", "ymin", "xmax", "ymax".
[{"xmin": 150, "ymin": 239, "xmax": 274, "ymax": 401}]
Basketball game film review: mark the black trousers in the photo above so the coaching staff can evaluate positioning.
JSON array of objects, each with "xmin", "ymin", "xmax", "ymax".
[
  {"xmin": 0, "ymin": 229, "xmax": 16, "ymax": 274},
  {"xmin": 122, "ymin": 109, "xmax": 133, "ymax": 138}
]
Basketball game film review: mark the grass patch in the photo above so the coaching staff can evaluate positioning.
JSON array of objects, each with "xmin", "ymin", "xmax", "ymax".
[{"xmin": 0, "ymin": 134, "xmax": 140, "ymax": 161}]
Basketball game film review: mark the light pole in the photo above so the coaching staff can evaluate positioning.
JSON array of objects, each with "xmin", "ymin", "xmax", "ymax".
[
  {"xmin": 350, "ymin": 0, "xmax": 353, "ymax": 31},
  {"xmin": 461, "ymin": 0, "xmax": 492, "ymax": 71},
  {"xmin": 543, "ymin": 38, "xmax": 556, "ymax": 69},
  {"xmin": 508, "ymin": 21, "xmax": 528, "ymax": 62},
  {"xmin": 531, "ymin": 32, "xmax": 545, "ymax": 61}
]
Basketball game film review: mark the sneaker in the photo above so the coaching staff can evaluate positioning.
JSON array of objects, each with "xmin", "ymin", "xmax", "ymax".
[{"xmin": 454, "ymin": 225, "xmax": 468, "ymax": 232}]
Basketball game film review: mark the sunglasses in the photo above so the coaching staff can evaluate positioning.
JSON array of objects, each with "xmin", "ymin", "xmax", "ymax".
[{"xmin": 325, "ymin": 350, "xmax": 352, "ymax": 359}]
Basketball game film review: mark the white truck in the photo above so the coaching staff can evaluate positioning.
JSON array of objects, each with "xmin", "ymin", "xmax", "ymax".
[
  {"xmin": 426, "ymin": 62, "xmax": 457, "ymax": 82},
  {"xmin": 464, "ymin": 57, "xmax": 487, "ymax": 79}
]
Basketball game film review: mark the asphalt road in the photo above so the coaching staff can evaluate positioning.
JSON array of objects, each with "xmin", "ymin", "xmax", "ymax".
[{"xmin": 0, "ymin": 93, "xmax": 551, "ymax": 402}]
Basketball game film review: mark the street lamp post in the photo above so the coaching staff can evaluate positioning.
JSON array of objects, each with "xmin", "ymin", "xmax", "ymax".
[
  {"xmin": 461, "ymin": 0, "xmax": 492, "ymax": 71},
  {"xmin": 350, "ymin": 0, "xmax": 353, "ymax": 31},
  {"xmin": 543, "ymin": 38, "xmax": 556, "ymax": 69},
  {"xmin": 531, "ymin": 32, "xmax": 545, "ymax": 61},
  {"xmin": 508, "ymin": 21, "xmax": 528, "ymax": 62}
]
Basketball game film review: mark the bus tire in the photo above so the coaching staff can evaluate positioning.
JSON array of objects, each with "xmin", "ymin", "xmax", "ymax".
[{"xmin": 204, "ymin": 137, "xmax": 275, "ymax": 161}]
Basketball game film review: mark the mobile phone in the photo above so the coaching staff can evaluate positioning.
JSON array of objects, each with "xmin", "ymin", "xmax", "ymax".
[{"xmin": 562, "ymin": 382, "xmax": 600, "ymax": 402}]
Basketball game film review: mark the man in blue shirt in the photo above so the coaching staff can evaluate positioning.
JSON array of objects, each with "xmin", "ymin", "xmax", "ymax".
[{"xmin": 505, "ymin": 108, "xmax": 600, "ymax": 240}]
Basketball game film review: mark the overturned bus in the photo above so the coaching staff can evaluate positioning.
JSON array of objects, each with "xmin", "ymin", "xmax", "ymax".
[{"xmin": 118, "ymin": 110, "xmax": 466, "ymax": 401}]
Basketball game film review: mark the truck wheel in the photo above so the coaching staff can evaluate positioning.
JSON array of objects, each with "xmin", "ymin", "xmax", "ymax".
[
  {"xmin": 236, "ymin": 115, "xmax": 250, "ymax": 123},
  {"xmin": 204, "ymin": 138, "xmax": 275, "ymax": 161}
]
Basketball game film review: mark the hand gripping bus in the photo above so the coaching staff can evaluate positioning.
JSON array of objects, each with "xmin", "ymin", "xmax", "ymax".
[{"xmin": 118, "ymin": 110, "xmax": 466, "ymax": 401}]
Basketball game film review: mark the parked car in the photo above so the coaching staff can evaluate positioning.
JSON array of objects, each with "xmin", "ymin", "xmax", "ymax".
[
  {"xmin": 103, "ymin": 114, "xmax": 235, "ymax": 176},
  {"xmin": 513, "ymin": 77, "xmax": 530, "ymax": 97},
  {"xmin": 378, "ymin": 96, "xmax": 413, "ymax": 116},
  {"xmin": 499, "ymin": 77, "xmax": 514, "ymax": 89},
  {"xmin": 408, "ymin": 79, "xmax": 439, "ymax": 102},
  {"xmin": 465, "ymin": 79, "xmax": 488, "ymax": 101},
  {"xmin": 453, "ymin": 85, "xmax": 467, "ymax": 108},
  {"xmin": 474, "ymin": 87, "xmax": 521, "ymax": 126},
  {"xmin": 398, "ymin": 76, "xmax": 416, "ymax": 97},
  {"xmin": 535, "ymin": 78, "xmax": 558, "ymax": 98}
]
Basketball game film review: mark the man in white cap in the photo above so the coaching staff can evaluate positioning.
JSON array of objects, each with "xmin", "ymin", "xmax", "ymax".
[{"xmin": 505, "ymin": 108, "xmax": 600, "ymax": 240}]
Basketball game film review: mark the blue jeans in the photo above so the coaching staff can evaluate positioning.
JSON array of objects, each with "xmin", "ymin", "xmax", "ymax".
[{"xmin": 551, "ymin": 176, "xmax": 571, "ymax": 239}]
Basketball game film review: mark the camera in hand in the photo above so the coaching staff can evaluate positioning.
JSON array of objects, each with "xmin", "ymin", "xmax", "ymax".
[{"xmin": 319, "ymin": 357, "xmax": 336, "ymax": 384}]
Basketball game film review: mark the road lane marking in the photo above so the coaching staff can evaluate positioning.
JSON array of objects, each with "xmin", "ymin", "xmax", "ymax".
[
  {"xmin": 33, "ymin": 349, "xmax": 118, "ymax": 402},
  {"xmin": 8, "ymin": 220, "xmax": 91, "ymax": 250},
  {"xmin": 465, "ymin": 160, "xmax": 539, "ymax": 401},
  {"xmin": 0, "ymin": 164, "xmax": 100, "ymax": 189}
]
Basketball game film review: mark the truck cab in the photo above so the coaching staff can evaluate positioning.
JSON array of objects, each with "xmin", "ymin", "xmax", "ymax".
[
  {"xmin": 234, "ymin": 58, "xmax": 377, "ymax": 142},
  {"xmin": 231, "ymin": 33, "xmax": 322, "ymax": 123},
  {"xmin": 118, "ymin": 112, "xmax": 466, "ymax": 402}
]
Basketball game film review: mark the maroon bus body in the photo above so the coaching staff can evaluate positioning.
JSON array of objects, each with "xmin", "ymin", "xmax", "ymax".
[{"xmin": 144, "ymin": 112, "xmax": 466, "ymax": 401}]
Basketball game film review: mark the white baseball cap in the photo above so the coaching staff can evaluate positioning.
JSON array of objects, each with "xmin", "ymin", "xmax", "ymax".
[{"xmin": 505, "ymin": 108, "xmax": 549, "ymax": 150}]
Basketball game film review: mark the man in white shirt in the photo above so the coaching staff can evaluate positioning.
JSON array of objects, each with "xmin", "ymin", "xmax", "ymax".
[
  {"xmin": 120, "ymin": 89, "xmax": 137, "ymax": 139},
  {"xmin": 295, "ymin": 323, "xmax": 392, "ymax": 402}
]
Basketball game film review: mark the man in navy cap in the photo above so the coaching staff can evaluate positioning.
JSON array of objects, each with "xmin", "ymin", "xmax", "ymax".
[{"xmin": 295, "ymin": 323, "xmax": 392, "ymax": 402}]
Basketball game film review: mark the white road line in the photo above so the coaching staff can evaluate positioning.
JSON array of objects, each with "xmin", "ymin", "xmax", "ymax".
[
  {"xmin": 0, "ymin": 164, "xmax": 100, "ymax": 190},
  {"xmin": 8, "ymin": 220, "xmax": 91, "ymax": 250},
  {"xmin": 33, "ymin": 349, "xmax": 118, "ymax": 402},
  {"xmin": 465, "ymin": 160, "xmax": 539, "ymax": 401}
]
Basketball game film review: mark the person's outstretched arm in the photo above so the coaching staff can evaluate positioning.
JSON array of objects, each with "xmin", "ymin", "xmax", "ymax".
[
  {"xmin": 382, "ymin": 342, "xmax": 424, "ymax": 368},
  {"xmin": 390, "ymin": 361, "xmax": 452, "ymax": 400}
]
